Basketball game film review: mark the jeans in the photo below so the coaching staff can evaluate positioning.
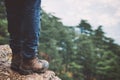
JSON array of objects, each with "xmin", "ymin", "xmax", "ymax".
[{"xmin": 5, "ymin": 0, "xmax": 41, "ymax": 58}]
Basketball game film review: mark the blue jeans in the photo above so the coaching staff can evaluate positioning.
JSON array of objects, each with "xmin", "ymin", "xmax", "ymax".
[{"xmin": 5, "ymin": 0, "xmax": 41, "ymax": 58}]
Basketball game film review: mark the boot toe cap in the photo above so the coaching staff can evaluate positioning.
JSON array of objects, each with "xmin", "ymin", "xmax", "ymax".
[{"xmin": 41, "ymin": 60, "xmax": 49, "ymax": 69}]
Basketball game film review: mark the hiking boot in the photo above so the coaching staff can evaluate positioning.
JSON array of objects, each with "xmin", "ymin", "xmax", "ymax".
[
  {"xmin": 19, "ymin": 57, "xmax": 49, "ymax": 75},
  {"xmin": 11, "ymin": 53, "xmax": 22, "ymax": 71}
]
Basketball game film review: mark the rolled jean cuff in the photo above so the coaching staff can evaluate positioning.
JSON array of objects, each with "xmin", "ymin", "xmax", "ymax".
[
  {"xmin": 22, "ymin": 50, "xmax": 38, "ymax": 59},
  {"xmin": 9, "ymin": 39, "xmax": 23, "ymax": 54}
]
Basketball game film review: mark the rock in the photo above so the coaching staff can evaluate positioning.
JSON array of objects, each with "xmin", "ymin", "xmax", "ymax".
[{"xmin": 0, "ymin": 45, "xmax": 61, "ymax": 80}]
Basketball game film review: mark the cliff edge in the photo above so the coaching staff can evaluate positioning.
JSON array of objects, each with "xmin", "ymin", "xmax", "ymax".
[{"xmin": 0, "ymin": 45, "xmax": 61, "ymax": 80}]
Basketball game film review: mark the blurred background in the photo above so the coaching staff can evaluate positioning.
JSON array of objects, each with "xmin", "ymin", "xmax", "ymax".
[{"xmin": 0, "ymin": 0, "xmax": 120, "ymax": 80}]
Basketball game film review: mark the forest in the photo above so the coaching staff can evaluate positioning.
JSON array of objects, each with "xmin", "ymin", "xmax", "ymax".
[{"xmin": 0, "ymin": 0, "xmax": 120, "ymax": 80}]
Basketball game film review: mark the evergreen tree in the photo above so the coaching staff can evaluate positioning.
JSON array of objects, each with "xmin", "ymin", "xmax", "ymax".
[{"xmin": 77, "ymin": 20, "xmax": 93, "ymax": 34}]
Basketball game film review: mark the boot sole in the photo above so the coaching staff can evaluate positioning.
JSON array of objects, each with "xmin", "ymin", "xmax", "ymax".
[
  {"xmin": 11, "ymin": 66, "xmax": 20, "ymax": 72},
  {"xmin": 19, "ymin": 66, "xmax": 46, "ymax": 75}
]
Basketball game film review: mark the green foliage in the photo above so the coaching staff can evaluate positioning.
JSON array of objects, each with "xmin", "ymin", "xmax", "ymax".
[
  {"xmin": 0, "ymin": 1, "xmax": 8, "ymax": 44},
  {"xmin": 40, "ymin": 10, "xmax": 120, "ymax": 80},
  {"xmin": 0, "ymin": 2, "xmax": 120, "ymax": 80},
  {"xmin": 0, "ymin": 0, "xmax": 6, "ymax": 19},
  {"xmin": 0, "ymin": 19, "xmax": 8, "ymax": 37}
]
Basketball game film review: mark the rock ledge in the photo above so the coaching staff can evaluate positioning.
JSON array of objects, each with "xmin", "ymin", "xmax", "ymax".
[{"xmin": 0, "ymin": 45, "xmax": 61, "ymax": 80}]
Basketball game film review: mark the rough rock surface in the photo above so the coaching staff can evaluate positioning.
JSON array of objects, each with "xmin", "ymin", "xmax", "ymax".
[{"xmin": 0, "ymin": 45, "xmax": 61, "ymax": 80}]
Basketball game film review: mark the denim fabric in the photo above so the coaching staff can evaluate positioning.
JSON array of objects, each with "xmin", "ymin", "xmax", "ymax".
[{"xmin": 5, "ymin": 0, "xmax": 41, "ymax": 58}]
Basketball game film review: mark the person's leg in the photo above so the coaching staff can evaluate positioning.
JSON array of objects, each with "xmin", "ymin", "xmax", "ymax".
[
  {"xmin": 19, "ymin": 0, "xmax": 49, "ymax": 74},
  {"xmin": 22, "ymin": 0, "xmax": 41, "ymax": 59},
  {"xmin": 5, "ymin": 0, "xmax": 24, "ymax": 54},
  {"xmin": 4, "ymin": 0, "xmax": 24, "ymax": 70}
]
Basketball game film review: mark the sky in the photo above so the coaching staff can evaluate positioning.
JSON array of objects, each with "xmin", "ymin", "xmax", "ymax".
[{"xmin": 41, "ymin": 0, "xmax": 120, "ymax": 45}]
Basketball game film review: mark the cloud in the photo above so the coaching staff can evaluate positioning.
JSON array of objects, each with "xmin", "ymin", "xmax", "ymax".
[{"xmin": 42, "ymin": 0, "xmax": 120, "ymax": 44}]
